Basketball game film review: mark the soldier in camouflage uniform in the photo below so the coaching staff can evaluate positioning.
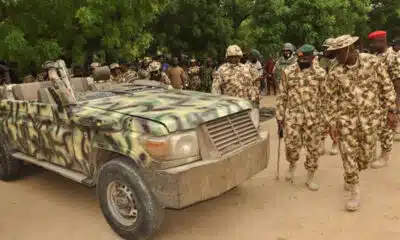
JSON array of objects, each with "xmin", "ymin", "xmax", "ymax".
[
  {"xmin": 324, "ymin": 35, "xmax": 397, "ymax": 211},
  {"xmin": 212, "ymin": 45, "xmax": 260, "ymax": 107},
  {"xmin": 276, "ymin": 44, "xmax": 326, "ymax": 191},
  {"xmin": 110, "ymin": 63, "xmax": 124, "ymax": 82},
  {"xmin": 200, "ymin": 57, "xmax": 215, "ymax": 93},
  {"xmin": 319, "ymin": 38, "xmax": 339, "ymax": 156},
  {"xmin": 368, "ymin": 31, "xmax": 400, "ymax": 169},
  {"xmin": 273, "ymin": 43, "xmax": 297, "ymax": 87},
  {"xmin": 119, "ymin": 62, "xmax": 139, "ymax": 82},
  {"xmin": 148, "ymin": 61, "xmax": 171, "ymax": 85},
  {"xmin": 138, "ymin": 57, "xmax": 152, "ymax": 80},
  {"xmin": 187, "ymin": 59, "xmax": 201, "ymax": 91}
]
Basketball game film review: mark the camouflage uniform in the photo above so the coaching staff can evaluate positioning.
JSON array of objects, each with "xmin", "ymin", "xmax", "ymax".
[
  {"xmin": 324, "ymin": 53, "xmax": 396, "ymax": 184},
  {"xmin": 149, "ymin": 61, "xmax": 171, "ymax": 85},
  {"xmin": 187, "ymin": 65, "xmax": 201, "ymax": 91},
  {"xmin": 212, "ymin": 63, "xmax": 259, "ymax": 105},
  {"xmin": 138, "ymin": 57, "xmax": 152, "ymax": 80},
  {"xmin": 200, "ymin": 66, "xmax": 214, "ymax": 93},
  {"xmin": 274, "ymin": 43, "xmax": 297, "ymax": 85},
  {"xmin": 376, "ymin": 47, "xmax": 400, "ymax": 152},
  {"xmin": 212, "ymin": 45, "xmax": 260, "ymax": 106},
  {"xmin": 276, "ymin": 62, "xmax": 326, "ymax": 173}
]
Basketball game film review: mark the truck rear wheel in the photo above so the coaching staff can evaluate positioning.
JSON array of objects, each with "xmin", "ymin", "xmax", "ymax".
[
  {"xmin": 0, "ymin": 138, "xmax": 21, "ymax": 181},
  {"xmin": 97, "ymin": 157, "xmax": 164, "ymax": 240}
]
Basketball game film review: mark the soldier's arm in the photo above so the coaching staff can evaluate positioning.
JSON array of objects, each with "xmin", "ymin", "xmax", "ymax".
[
  {"xmin": 377, "ymin": 62, "xmax": 396, "ymax": 111},
  {"xmin": 276, "ymin": 70, "xmax": 288, "ymax": 121},
  {"xmin": 322, "ymin": 74, "xmax": 339, "ymax": 128},
  {"xmin": 211, "ymin": 71, "xmax": 223, "ymax": 94}
]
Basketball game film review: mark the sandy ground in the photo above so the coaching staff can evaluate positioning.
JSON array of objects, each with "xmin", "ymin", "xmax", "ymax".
[{"xmin": 1, "ymin": 96, "xmax": 400, "ymax": 240}]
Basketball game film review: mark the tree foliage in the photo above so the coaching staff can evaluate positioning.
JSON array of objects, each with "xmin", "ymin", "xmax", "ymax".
[{"xmin": 0, "ymin": 0, "xmax": 398, "ymax": 75}]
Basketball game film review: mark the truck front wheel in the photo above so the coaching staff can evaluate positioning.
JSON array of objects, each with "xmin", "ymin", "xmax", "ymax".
[{"xmin": 97, "ymin": 157, "xmax": 164, "ymax": 240}]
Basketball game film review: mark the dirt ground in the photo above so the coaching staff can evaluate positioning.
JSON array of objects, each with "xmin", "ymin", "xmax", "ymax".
[{"xmin": 1, "ymin": 96, "xmax": 400, "ymax": 240}]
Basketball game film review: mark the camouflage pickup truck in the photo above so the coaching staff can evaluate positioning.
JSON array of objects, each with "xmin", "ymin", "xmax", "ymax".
[{"xmin": 0, "ymin": 60, "xmax": 270, "ymax": 239}]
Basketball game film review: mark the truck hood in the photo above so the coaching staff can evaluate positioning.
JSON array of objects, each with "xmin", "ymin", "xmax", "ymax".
[{"xmin": 79, "ymin": 89, "xmax": 253, "ymax": 133}]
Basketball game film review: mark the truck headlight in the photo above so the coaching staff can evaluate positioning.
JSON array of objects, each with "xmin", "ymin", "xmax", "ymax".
[
  {"xmin": 249, "ymin": 108, "xmax": 260, "ymax": 128},
  {"xmin": 139, "ymin": 131, "xmax": 200, "ymax": 161}
]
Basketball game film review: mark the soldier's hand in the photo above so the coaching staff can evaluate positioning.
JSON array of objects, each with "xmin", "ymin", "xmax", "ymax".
[
  {"xmin": 387, "ymin": 111, "xmax": 397, "ymax": 129},
  {"xmin": 329, "ymin": 127, "xmax": 339, "ymax": 142}
]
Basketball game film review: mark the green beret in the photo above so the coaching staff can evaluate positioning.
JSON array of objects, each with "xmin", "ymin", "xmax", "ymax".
[{"xmin": 297, "ymin": 44, "xmax": 315, "ymax": 56}]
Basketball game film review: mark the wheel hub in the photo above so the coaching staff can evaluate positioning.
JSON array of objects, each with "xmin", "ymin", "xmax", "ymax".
[{"xmin": 107, "ymin": 180, "xmax": 138, "ymax": 226}]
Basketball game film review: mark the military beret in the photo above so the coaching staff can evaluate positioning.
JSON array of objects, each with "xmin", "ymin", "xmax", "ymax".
[
  {"xmin": 368, "ymin": 30, "xmax": 387, "ymax": 39},
  {"xmin": 297, "ymin": 44, "xmax": 315, "ymax": 56}
]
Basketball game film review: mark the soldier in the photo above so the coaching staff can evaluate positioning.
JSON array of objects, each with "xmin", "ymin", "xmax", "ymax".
[
  {"xmin": 110, "ymin": 63, "xmax": 123, "ymax": 82},
  {"xmin": 187, "ymin": 59, "xmax": 201, "ymax": 91},
  {"xmin": 324, "ymin": 35, "xmax": 396, "ymax": 211},
  {"xmin": 276, "ymin": 44, "xmax": 326, "ymax": 191},
  {"xmin": 138, "ymin": 57, "xmax": 152, "ymax": 79},
  {"xmin": 273, "ymin": 43, "xmax": 297, "ymax": 87},
  {"xmin": 368, "ymin": 31, "xmax": 400, "ymax": 168},
  {"xmin": 211, "ymin": 45, "xmax": 260, "ymax": 107},
  {"xmin": 200, "ymin": 57, "xmax": 215, "ymax": 93},
  {"xmin": 318, "ymin": 38, "xmax": 339, "ymax": 156},
  {"xmin": 119, "ymin": 62, "xmax": 139, "ymax": 82},
  {"xmin": 149, "ymin": 61, "xmax": 171, "ymax": 85}
]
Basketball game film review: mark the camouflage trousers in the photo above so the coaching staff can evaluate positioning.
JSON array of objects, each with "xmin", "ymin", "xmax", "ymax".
[
  {"xmin": 284, "ymin": 123, "xmax": 321, "ymax": 172},
  {"xmin": 339, "ymin": 124, "xmax": 377, "ymax": 184},
  {"xmin": 379, "ymin": 112, "xmax": 393, "ymax": 152}
]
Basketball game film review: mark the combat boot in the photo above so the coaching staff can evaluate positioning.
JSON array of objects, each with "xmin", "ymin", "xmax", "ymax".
[
  {"xmin": 329, "ymin": 143, "xmax": 339, "ymax": 155},
  {"xmin": 305, "ymin": 171, "xmax": 320, "ymax": 191},
  {"xmin": 285, "ymin": 163, "xmax": 297, "ymax": 181},
  {"xmin": 345, "ymin": 183, "xmax": 360, "ymax": 212},
  {"xmin": 371, "ymin": 151, "xmax": 390, "ymax": 169}
]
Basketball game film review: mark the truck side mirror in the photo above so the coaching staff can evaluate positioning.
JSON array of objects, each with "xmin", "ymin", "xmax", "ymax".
[{"xmin": 92, "ymin": 66, "xmax": 111, "ymax": 81}]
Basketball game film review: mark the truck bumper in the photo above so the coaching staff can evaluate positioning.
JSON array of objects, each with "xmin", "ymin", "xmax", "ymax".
[{"xmin": 146, "ymin": 131, "xmax": 270, "ymax": 209}]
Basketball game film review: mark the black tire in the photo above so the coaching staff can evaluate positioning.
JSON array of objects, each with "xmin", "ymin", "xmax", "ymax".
[
  {"xmin": 97, "ymin": 157, "xmax": 164, "ymax": 240},
  {"xmin": 0, "ymin": 137, "xmax": 21, "ymax": 181}
]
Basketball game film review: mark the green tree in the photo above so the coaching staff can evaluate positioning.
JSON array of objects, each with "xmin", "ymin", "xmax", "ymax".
[
  {"xmin": 368, "ymin": 0, "xmax": 400, "ymax": 38},
  {"xmin": 150, "ymin": 0, "xmax": 233, "ymax": 59}
]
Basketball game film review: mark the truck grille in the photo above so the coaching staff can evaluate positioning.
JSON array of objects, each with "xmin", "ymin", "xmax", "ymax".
[{"xmin": 205, "ymin": 110, "xmax": 259, "ymax": 155}]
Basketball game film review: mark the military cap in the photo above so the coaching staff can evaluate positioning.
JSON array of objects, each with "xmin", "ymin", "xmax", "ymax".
[
  {"xmin": 297, "ymin": 44, "xmax": 315, "ymax": 56},
  {"xmin": 110, "ymin": 63, "xmax": 120, "ymax": 69},
  {"xmin": 282, "ymin": 43, "xmax": 295, "ymax": 52},
  {"xmin": 327, "ymin": 35, "xmax": 359, "ymax": 51},
  {"xmin": 190, "ymin": 58, "xmax": 197, "ymax": 63},
  {"xmin": 323, "ymin": 38, "xmax": 335, "ymax": 47},
  {"xmin": 149, "ymin": 61, "xmax": 161, "ymax": 72},
  {"xmin": 226, "ymin": 45, "xmax": 243, "ymax": 57},
  {"xmin": 90, "ymin": 62, "xmax": 100, "ymax": 68},
  {"xmin": 368, "ymin": 30, "xmax": 386, "ymax": 39}
]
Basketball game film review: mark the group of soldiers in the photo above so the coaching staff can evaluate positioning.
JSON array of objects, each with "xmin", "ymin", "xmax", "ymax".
[
  {"xmin": 206, "ymin": 32, "xmax": 400, "ymax": 212},
  {"xmin": 275, "ymin": 31, "xmax": 400, "ymax": 212}
]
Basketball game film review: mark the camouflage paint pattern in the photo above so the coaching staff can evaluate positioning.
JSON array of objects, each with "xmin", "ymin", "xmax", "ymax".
[{"xmin": 0, "ymin": 87, "xmax": 252, "ymax": 178}]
